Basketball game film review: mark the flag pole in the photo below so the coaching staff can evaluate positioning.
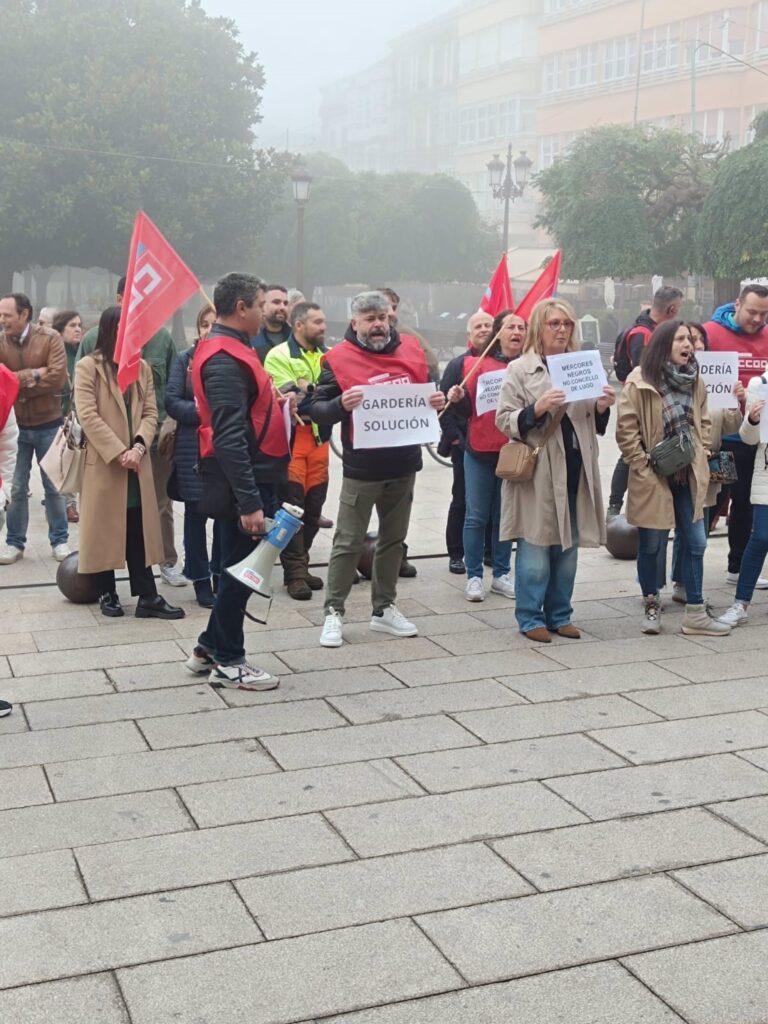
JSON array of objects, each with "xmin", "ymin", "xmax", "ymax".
[
  {"xmin": 199, "ymin": 285, "xmax": 214, "ymax": 307},
  {"xmin": 437, "ymin": 327, "xmax": 504, "ymax": 420}
]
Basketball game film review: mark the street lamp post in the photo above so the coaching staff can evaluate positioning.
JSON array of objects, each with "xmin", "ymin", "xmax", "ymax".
[
  {"xmin": 291, "ymin": 162, "xmax": 313, "ymax": 295},
  {"xmin": 487, "ymin": 144, "xmax": 533, "ymax": 254},
  {"xmin": 690, "ymin": 40, "xmax": 768, "ymax": 135}
]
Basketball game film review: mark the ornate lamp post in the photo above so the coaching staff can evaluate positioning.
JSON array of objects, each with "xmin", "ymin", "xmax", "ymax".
[
  {"xmin": 291, "ymin": 162, "xmax": 313, "ymax": 295},
  {"xmin": 487, "ymin": 145, "xmax": 532, "ymax": 254}
]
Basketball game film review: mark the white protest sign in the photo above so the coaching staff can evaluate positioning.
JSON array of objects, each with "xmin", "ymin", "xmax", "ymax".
[
  {"xmin": 352, "ymin": 383, "xmax": 439, "ymax": 449},
  {"xmin": 757, "ymin": 383, "xmax": 768, "ymax": 444},
  {"xmin": 696, "ymin": 351, "xmax": 738, "ymax": 410},
  {"xmin": 475, "ymin": 369, "xmax": 506, "ymax": 416},
  {"xmin": 546, "ymin": 349, "xmax": 607, "ymax": 402}
]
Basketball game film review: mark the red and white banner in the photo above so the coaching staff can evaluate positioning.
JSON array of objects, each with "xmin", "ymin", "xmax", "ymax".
[{"xmin": 115, "ymin": 211, "xmax": 200, "ymax": 390}]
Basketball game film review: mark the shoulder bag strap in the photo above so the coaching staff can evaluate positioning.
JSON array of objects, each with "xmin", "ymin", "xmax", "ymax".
[{"xmin": 531, "ymin": 406, "xmax": 566, "ymax": 452}]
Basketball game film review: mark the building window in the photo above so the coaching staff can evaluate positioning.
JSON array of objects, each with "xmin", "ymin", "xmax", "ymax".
[
  {"xmin": 566, "ymin": 45, "xmax": 598, "ymax": 88},
  {"xmin": 543, "ymin": 55, "xmax": 561, "ymax": 93},
  {"xmin": 540, "ymin": 135, "xmax": 561, "ymax": 168},
  {"xmin": 604, "ymin": 36, "xmax": 636, "ymax": 81},
  {"xmin": 641, "ymin": 25, "xmax": 679, "ymax": 72}
]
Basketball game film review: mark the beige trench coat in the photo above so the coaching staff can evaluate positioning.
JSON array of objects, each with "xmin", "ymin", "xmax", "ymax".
[
  {"xmin": 615, "ymin": 367, "xmax": 712, "ymax": 530},
  {"xmin": 495, "ymin": 352, "xmax": 607, "ymax": 550},
  {"xmin": 74, "ymin": 354, "xmax": 163, "ymax": 574}
]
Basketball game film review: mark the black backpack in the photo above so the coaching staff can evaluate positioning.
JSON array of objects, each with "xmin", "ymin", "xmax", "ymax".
[{"xmin": 612, "ymin": 324, "xmax": 652, "ymax": 382}]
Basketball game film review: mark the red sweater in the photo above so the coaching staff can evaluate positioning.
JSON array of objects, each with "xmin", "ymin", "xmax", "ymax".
[{"xmin": 706, "ymin": 320, "xmax": 768, "ymax": 387}]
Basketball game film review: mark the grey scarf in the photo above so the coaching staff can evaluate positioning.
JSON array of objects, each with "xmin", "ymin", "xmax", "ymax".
[{"xmin": 658, "ymin": 361, "xmax": 697, "ymax": 441}]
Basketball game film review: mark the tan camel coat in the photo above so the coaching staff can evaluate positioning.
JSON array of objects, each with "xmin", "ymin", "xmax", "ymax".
[
  {"xmin": 74, "ymin": 354, "xmax": 163, "ymax": 573},
  {"xmin": 616, "ymin": 367, "xmax": 712, "ymax": 530},
  {"xmin": 495, "ymin": 352, "xmax": 607, "ymax": 550}
]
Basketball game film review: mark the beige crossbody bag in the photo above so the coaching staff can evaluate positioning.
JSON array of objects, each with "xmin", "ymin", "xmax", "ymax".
[{"xmin": 495, "ymin": 407, "xmax": 565, "ymax": 483}]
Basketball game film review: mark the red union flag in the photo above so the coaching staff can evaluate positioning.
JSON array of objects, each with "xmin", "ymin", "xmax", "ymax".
[
  {"xmin": 479, "ymin": 253, "xmax": 514, "ymax": 318},
  {"xmin": 115, "ymin": 211, "xmax": 200, "ymax": 390},
  {"xmin": 515, "ymin": 250, "xmax": 562, "ymax": 323}
]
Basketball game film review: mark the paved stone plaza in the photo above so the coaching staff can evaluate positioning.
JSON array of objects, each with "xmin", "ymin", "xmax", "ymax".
[{"xmin": 2, "ymin": 425, "xmax": 768, "ymax": 1023}]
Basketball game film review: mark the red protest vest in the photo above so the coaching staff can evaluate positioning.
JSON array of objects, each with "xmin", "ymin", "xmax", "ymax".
[
  {"xmin": 324, "ymin": 335, "xmax": 428, "ymax": 391},
  {"xmin": 463, "ymin": 354, "xmax": 509, "ymax": 453},
  {"xmin": 0, "ymin": 365, "xmax": 19, "ymax": 490},
  {"xmin": 192, "ymin": 335, "xmax": 289, "ymax": 460}
]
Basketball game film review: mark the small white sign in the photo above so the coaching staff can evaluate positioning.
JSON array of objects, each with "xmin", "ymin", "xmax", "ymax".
[
  {"xmin": 475, "ymin": 369, "xmax": 506, "ymax": 416},
  {"xmin": 352, "ymin": 383, "xmax": 439, "ymax": 449},
  {"xmin": 757, "ymin": 383, "xmax": 768, "ymax": 444},
  {"xmin": 546, "ymin": 349, "xmax": 607, "ymax": 402},
  {"xmin": 696, "ymin": 352, "xmax": 738, "ymax": 410}
]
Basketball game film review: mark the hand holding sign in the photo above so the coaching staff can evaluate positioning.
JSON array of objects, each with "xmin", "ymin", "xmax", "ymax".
[
  {"xmin": 696, "ymin": 352, "xmax": 738, "ymax": 409},
  {"xmin": 351, "ymin": 383, "xmax": 440, "ymax": 449},
  {"xmin": 546, "ymin": 350, "xmax": 607, "ymax": 403}
]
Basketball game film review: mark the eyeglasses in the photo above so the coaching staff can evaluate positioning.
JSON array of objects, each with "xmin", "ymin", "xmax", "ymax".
[{"xmin": 545, "ymin": 319, "xmax": 574, "ymax": 331}]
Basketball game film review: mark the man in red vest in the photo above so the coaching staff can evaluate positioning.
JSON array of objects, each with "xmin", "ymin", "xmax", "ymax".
[
  {"xmin": 186, "ymin": 273, "xmax": 291, "ymax": 691},
  {"xmin": 310, "ymin": 291, "xmax": 445, "ymax": 647},
  {"xmin": 707, "ymin": 283, "xmax": 768, "ymax": 583}
]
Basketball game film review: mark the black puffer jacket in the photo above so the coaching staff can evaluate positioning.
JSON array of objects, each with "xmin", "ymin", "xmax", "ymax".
[
  {"xmin": 165, "ymin": 347, "xmax": 201, "ymax": 502},
  {"xmin": 198, "ymin": 326, "xmax": 288, "ymax": 517}
]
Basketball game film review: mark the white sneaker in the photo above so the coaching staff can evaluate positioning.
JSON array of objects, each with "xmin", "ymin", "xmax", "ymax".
[
  {"xmin": 727, "ymin": 571, "xmax": 768, "ymax": 590},
  {"xmin": 209, "ymin": 662, "xmax": 279, "ymax": 691},
  {"xmin": 320, "ymin": 608, "xmax": 344, "ymax": 647},
  {"xmin": 718, "ymin": 602, "xmax": 749, "ymax": 627},
  {"xmin": 490, "ymin": 573, "xmax": 515, "ymax": 599},
  {"xmin": 672, "ymin": 583, "xmax": 687, "ymax": 604},
  {"xmin": 51, "ymin": 543, "xmax": 71, "ymax": 562},
  {"xmin": 370, "ymin": 604, "xmax": 418, "ymax": 637},
  {"xmin": 160, "ymin": 563, "xmax": 188, "ymax": 587},
  {"xmin": 464, "ymin": 577, "xmax": 485, "ymax": 602},
  {"xmin": 0, "ymin": 545, "xmax": 23, "ymax": 564},
  {"xmin": 185, "ymin": 646, "xmax": 216, "ymax": 675}
]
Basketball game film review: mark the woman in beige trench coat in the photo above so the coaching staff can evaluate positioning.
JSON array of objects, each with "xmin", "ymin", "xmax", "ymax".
[
  {"xmin": 616, "ymin": 319, "xmax": 728, "ymax": 638},
  {"xmin": 496, "ymin": 299, "xmax": 615, "ymax": 643},
  {"xmin": 74, "ymin": 306, "xmax": 183, "ymax": 620}
]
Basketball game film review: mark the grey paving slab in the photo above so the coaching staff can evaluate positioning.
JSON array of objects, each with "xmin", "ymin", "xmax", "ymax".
[
  {"xmin": 536, "ymin": 635, "xmax": 701, "ymax": 670},
  {"xmin": 455, "ymin": 695, "xmax": 659, "ymax": 743},
  {"xmin": 683, "ymin": 621, "xmax": 768, "ymax": 654},
  {"xmin": 431, "ymin": 629, "xmax": 536, "ymax": 657},
  {"xmin": 592, "ymin": 711, "xmax": 768, "ymax": 764},
  {"xmin": 397, "ymin": 734, "xmax": 625, "ymax": 793},
  {"xmin": 2, "ymin": 670, "xmax": 112, "ymax": 704},
  {"xmin": 546, "ymin": 754, "xmax": 768, "ymax": 820},
  {"xmin": 139, "ymin": 700, "xmax": 345, "ymax": 750},
  {"xmin": 323, "ymin": 961, "xmax": 683, "ymax": 1024},
  {"xmin": 8, "ymin": 639, "xmax": 186, "ymax": 676},
  {"xmin": 0, "ymin": 765, "xmax": 52, "ymax": 810},
  {"xmin": 76, "ymin": 813, "xmax": 353, "ymax": 900},
  {"xmin": 0, "ymin": 789, "xmax": 192, "ymax": 859},
  {"xmin": 740, "ymin": 746, "xmax": 768, "ymax": 772},
  {"xmin": 417, "ymin": 875, "xmax": 735, "ymax": 985},
  {"xmin": 0, "ymin": 607, "xmax": 96, "ymax": 632},
  {"xmin": 326, "ymin": 782, "xmax": 587, "ymax": 856},
  {"xmin": 0, "ymin": 710, "xmax": 29, "ymax": 734},
  {"xmin": 262, "ymin": 714, "xmax": 480, "ymax": 770},
  {"xmin": 624, "ymin": 930, "xmax": 768, "ymax": 1024},
  {"xmin": 107, "ymin": 654, "xmax": 292, "ymax": 692},
  {"xmin": 497, "ymin": 663, "xmax": 691, "ymax": 702},
  {"xmin": 0, "ymin": 850, "xmax": 87, "ymax": 917},
  {"xmin": 218, "ymin": 666, "xmax": 404, "ymax": 706},
  {"xmin": 236, "ymin": 843, "xmax": 532, "ymax": 938},
  {"xmin": 472, "ymin": 601, "xmax": 628, "ymax": 629},
  {"xmin": 118, "ymin": 920, "xmax": 463, "ymax": 1024},
  {"xmin": 655, "ymin": 649, "xmax": 766, "ymax": 683},
  {"xmin": 0, "ymin": 654, "xmax": 12, "ymax": 679},
  {"xmin": 710, "ymin": 794, "xmax": 768, "ymax": 841},
  {"xmin": 327, "ymin": 679, "xmax": 525, "ymax": 724},
  {"xmin": 673, "ymin": 852, "xmax": 768, "ymax": 928},
  {"xmin": 24, "ymin": 683, "xmax": 226, "ymax": 730},
  {"xmin": 628, "ymin": 677, "xmax": 768, "ymax": 719},
  {"xmin": 0, "ymin": 882, "xmax": 260, "ymax": 989},
  {"xmin": 0, "ymin": 720, "xmax": 147, "ymax": 770},
  {"xmin": 0, "ymin": 974, "xmax": 130, "ymax": 1024},
  {"xmin": 179, "ymin": 759, "xmax": 422, "ymax": 828},
  {"xmin": 32, "ymin": 620, "xmax": 182, "ymax": 651},
  {"xmin": 278, "ymin": 638, "xmax": 445, "ymax": 672},
  {"xmin": 0, "ymin": 631, "xmax": 36, "ymax": 654},
  {"xmin": 492, "ymin": 808, "xmax": 765, "ymax": 890},
  {"xmin": 386, "ymin": 649, "xmax": 554, "ymax": 685},
  {"xmin": 47, "ymin": 738, "xmax": 277, "ymax": 801}
]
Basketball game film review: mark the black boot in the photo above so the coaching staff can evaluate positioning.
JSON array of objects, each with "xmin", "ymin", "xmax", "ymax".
[
  {"xmin": 135, "ymin": 595, "xmax": 185, "ymax": 619},
  {"xmin": 399, "ymin": 543, "xmax": 417, "ymax": 579},
  {"xmin": 194, "ymin": 578, "xmax": 215, "ymax": 608},
  {"xmin": 99, "ymin": 592, "xmax": 124, "ymax": 618}
]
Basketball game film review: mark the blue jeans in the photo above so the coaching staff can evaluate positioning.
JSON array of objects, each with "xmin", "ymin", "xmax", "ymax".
[
  {"xmin": 735, "ymin": 504, "xmax": 768, "ymax": 603},
  {"xmin": 638, "ymin": 481, "xmax": 706, "ymax": 605},
  {"xmin": 671, "ymin": 507, "xmax": 710, "ymax": 585},
  {"xmin": 462, "ymin": 450, "xmax": 512, "ymax": 579},
  {"xmin": 198, "ymin": 485, "xmax": 278, "ymax": 666},
  {"xmin": 182, "ymin": 505, "xmax": 222, "ymax": 582},
  {"xmin": 514, "ymin": 494, "xmax": 579, "ymax": 633},
  {"xmin": 7, "ymin": 424, "xmax": 68, "ymax": 550}
]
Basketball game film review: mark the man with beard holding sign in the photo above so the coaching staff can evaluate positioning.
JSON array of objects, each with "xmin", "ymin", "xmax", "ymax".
[{"xmin": 310, "ymin": 291, "xmax": 446, "ymax": 647}]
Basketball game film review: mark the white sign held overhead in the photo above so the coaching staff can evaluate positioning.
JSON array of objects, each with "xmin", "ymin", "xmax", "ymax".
[
  {"xmin": 351, "ymin": 383, "xmax": 440, "ymax": 450},
  {"xmin": 546, "ymin": 349, "xmax": 607, "ymax": 403},
  {"xmin": 696, "ymin": 352, "xmax": 738, "ymax": 410},
  {"xmin": 475, "ymin": 370, "xmax": 506, "ymax": 417}
]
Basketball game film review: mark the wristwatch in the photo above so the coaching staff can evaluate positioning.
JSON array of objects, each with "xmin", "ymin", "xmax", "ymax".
[{"xmin": 32, "ymin": 369, "xmax": 41, "ymax": 383}]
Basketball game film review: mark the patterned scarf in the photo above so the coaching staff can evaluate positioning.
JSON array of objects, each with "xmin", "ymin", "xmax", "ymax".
[{"xmin": 658, "ymin": 360, "xmax": 697, "ymax": 441}]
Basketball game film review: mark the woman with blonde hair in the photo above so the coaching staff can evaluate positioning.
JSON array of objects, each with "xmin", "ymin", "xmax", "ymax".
[{"xmin": 496, "ymin": 299, "xmax": 615, "ymax": 642}]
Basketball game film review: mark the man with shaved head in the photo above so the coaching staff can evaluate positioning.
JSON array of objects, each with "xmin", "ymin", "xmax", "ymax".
[{"xmin": 438, "ymin": 310, "xmax": 495, "ymax": 574}]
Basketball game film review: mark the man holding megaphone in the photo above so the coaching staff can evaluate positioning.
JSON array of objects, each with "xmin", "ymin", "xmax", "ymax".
[{"xmin": 185, "ymin": 272, "xmax": 292, "ymax": 691}]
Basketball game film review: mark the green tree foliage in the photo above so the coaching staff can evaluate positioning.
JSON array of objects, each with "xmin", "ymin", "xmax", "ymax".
[
  {"xmin": 0, "ymin": 0, "xmax": 292, "ymax": 291},
  {"xmin": 255, "ymin": 155, "xmax": 500, "ymax": 288},
  {"xmin": 695, "ymin": 112, "xmax": 768, "ymax": 279},
  {"xmin": 534, "ymin": 124, "xmax": 722, "ymax": 280}
]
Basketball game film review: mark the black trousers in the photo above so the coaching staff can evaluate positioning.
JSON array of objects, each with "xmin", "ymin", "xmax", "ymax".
[
  {"xmin": 720, "ymin": 438, "xmax": 757, "ymax": 574},
  {"xmin": 608, "ymin": 456, "xmax": 629, "ymax": 510},
  {"xmin": 280, "ymin": 478, "xmax": 329, "ymax": 582},
  {"xmin": 92, "ymin": 506, "xmax": 157, "ymax": 598},
  {"xmin": 446, "ymin": 445, "xmax": 465, "ymax": 558}
]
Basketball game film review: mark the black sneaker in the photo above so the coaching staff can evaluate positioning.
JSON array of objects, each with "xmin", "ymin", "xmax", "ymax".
[
  {"xmin": 135, "ymin": 595, "xmax": 185, "ymax": 620},
  {"xmin": 286, "ymin": 578, "xmax": 312, "ymax": 601},
  {"xmin": 449, "ymin": 558, "xmax": 465, "ymax": 575},
  {"xmin": 99, "ymin": 592, "xmax": 124, "ymax": 617},
  {"xmin": 305, "ymin": 572, "xmax": 324, "ymax": 591},
  {"xmin": 194, "ymin": 579, "xmax": 215, "ymax": 608},
  {"xmin": 0, "ymin": 699, "xmax": 11, "ymax": 717}
]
